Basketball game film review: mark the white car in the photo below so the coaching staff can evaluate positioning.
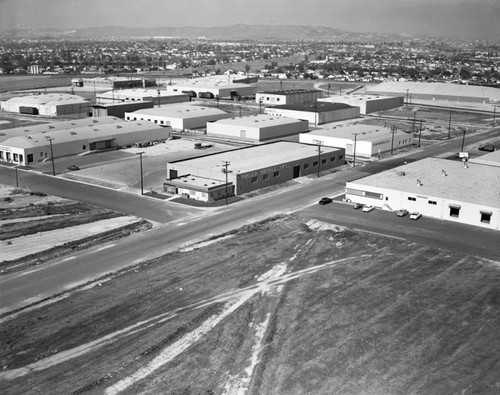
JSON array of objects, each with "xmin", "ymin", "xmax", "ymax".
[
  {"xmin": 362, "ymin": 205, "xmax": 375, "ymax": 213},
  {"xmin": 410, "ymin": 212, "xmax": 422, "ymax": 220}
]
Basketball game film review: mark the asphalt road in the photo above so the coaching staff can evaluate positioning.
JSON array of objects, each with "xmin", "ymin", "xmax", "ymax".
[{"xmin": 1, "ymin": 127, "xmax": 499, "ymax": 313}]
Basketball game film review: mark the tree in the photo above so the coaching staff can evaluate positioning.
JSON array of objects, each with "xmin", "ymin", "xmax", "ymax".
[{"xmin": 244, "ymin": 63, "xmax": 250, "ymax": 74}]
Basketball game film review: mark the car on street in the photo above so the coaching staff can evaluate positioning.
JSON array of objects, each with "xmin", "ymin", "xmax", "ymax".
[
  {"xmin": 353, "ymin": 203, "xmax": 363, "ymax": 209},
  {"xmin": 362, "ymin": 205, "xmax": 375, "ymax": 213},
  {"xmin": 478, "ymin": 144, "xmax": 495, "ymax": 152},
  {"xmin": 67, "ymin": 165, "xmax": 80, "ymax": 171},
  {"xmin": 410, "ymin": 212, "xmax": 422, "ymax": 220},
  {"xmin": 397, "ymin": 209, "xmax": 409, "ymax": 217},
  {"xmin": 319, "ymin": 197, "xmax": 333, "ymax": 205}
]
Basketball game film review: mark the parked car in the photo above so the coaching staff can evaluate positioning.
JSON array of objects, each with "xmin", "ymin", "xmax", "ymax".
[
  {"xmin": 397, "ymin": 209, "xmax": 409, "ymax": 217},
  {"xmin": 478, "ymin": 144, "xmax": 495, "ymax": 152},
  {"xmin": 410, "ymin": 212, "xmax": 422, "ymax": 220},
  {"xmin": 353, "ymin": 203, "xmax": 363, "ymax": 209},
  {"xmin": 362, "ymin": 205, "xmax": 375, "ymax": 213},
  {"xmin": 319, "ymin": 197, "xmax": 333, "ymax": 205},
  {"xmin": 67, "ymin": 165, "xmax": 80, "ymax": 171}
]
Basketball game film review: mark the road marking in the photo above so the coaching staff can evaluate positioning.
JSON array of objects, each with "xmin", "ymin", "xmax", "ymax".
[
  {"xmin": 62, "ymin": 256, "xmax": 76, "ymax": 262},
  {"xmin": 95, "ymin": 243, "xmax": 115, "ymax": 252}
]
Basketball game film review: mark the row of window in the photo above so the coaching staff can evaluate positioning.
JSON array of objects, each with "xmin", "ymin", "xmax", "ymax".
[{"xmin": 251, "ymin": 170, "xmax": 280, "ymax": 183}]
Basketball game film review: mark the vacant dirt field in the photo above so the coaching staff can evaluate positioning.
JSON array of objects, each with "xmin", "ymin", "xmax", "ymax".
[
  {"xmin": 0, "ymin": 188, "xmax": 151, "ymax": 273},
  {"xmin": 1, "ymin": 215, "xmax": 499, "ymax": 395}
]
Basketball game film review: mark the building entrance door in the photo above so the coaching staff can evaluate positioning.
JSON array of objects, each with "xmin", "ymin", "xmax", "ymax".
[{"xmin": 293, "ymin": 165, "xmax": 300, "ymax": 178}]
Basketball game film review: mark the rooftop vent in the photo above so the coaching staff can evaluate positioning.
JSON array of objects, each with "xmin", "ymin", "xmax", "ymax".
[
  {"xmin": 441, "ymin": 170, "xmax": 447, "ymax": 177},
  {"xmin": 417, "ymin": 179, "xmax": 423, "ymax": 187}
]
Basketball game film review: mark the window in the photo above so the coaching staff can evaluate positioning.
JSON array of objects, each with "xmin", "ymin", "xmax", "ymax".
[
  {"xmin": 0, "ymin": 152, "xmax": 3, "ymax": 160},
  {"xmin": 83, "ymin": 145, "xmax": 86, "ymax": 150},
  {"xmin": 428, "ymin": 200, "xmax": 437, "ymax": 205},
  {"xmin": 273, "ymin": 171, "xmax": 280, "ymax": 177},
  {"xmin": 303, "ymin": 163, "xmax": 309, "ymax": 170},
  {"xmin": 339, "ymin": 154, "xmax": 344, "ymax": 160},
  {"xmin": 19, "ymin": 154, "xmax": 23, "ymax": 162},
  {"xmin": 263, "ymin": 174, "xmax": 269, "ymax": 180},
  {"xmin": 27, "ymin": 153, "xmax": 33, "ymax": 163},
  {"xmin": 480, "ymin": 211, "xmax": 492, "ymax": 224},
  {"xmin": 321, "ymin": 159, "xmax": 327, "ymax": 165},
  {"xmin": 251, "ymin": 176, "xmax": 258, "ymax": 183},
  {"xmin": 313, "ymin": 161, "xmax": 318, "ymax": 167},
  {"xmin": 13, "ymin": 153, "xmax": 18, "ymax": 161},
  {"xmin": 408, "ymin": 197, "xmax": 416, "ymax": 201},
  {"xmin": 449, "ymin": 205, "xmax": 461, "ymax": 218},
  {"xmin": 330, "ymin": 157, "xmax": 336, "ymax": 162}
]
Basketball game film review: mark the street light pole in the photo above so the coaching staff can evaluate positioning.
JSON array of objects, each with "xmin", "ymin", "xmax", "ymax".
[
  {"xmin": 136, "ymin": 151, "xmax": 144, "ymax": 195},
  {"xmin": 45, "ymin": 136, "xmax": 55, "ymax": 176},
  {"xmin": 222, "ymin": 160, "xmax": 230, "ymax": 205}
]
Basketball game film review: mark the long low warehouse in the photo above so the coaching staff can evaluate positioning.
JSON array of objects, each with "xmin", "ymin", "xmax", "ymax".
[
  {"xmin": 206, "ymin": 114, "xmax": 309, "ymax": 143},
  {"xmin": 345, "ymin": 157, "xmax": 500, "ymax": 230},
  {"xmin": 164, "ymin": 141, "xmax": 345, "ymax": 202},
  {"xmin": 0, "ymin": 121, "xmax": 171, "ymax": 166},
  {"xmin": 300, "ymin": 124, "xmax": 414, "ymax": 158},
  {"xmin": 1, "ymin": 94, "xmax": 91, "ymax": 117},
  {"xmin": 265, "ymin": 102, "xmax": 360, "ymax": 126},
  {"xmin": 318, "ymin": 95, "xmax": 403, "ymax": 114},
  {"xmin": 125, "ymin": 104, "xmax": 231, "ymax": 130}
]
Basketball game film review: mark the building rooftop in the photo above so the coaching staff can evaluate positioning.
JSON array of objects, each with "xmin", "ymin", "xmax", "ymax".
[
  {"xmin": 128, "ymin": 104, "xmax": 228, "ymax": 119},
  {"xmin": 351, "ymin": 157, "xmax": 500, "ymax": 208},
  {"xmin": 4, "ymin": 93, "xmax": 88, "ymax": 105},
  {"xmin": 258, "ymin": 89, "xmax": 322, "ymax": 95},
  {"xmin": 99, "ymin": 89, "xmax": 188, "ymax": 99},
  {"xmin": 321, "ymin": 94, "xmax": 400, "ymax": 102},
  {"xmin": 308, "ymin": 124, "xmax": 409, "ymax": 141},
  {"xmin": 1, "ymin": 121, "xmax": 166, "ymax": 149},
  {"xmin": 211, "ymin": 114, "xmax": 304, "ymax": 128},
  {"xmin": 270, "ymin": 102, "xmax": 355, "ymax": 113},
  {"xmin": 168, "ymin": 175, "xmax": 228, "ymax": 190},
  {"xmin": 169, "ymin": 141, "xmax": 342, "ymax": 173},
  {"xmin": 470, "ymin": 150, "xmax": 500, "ymax": 167},
  {"xmin": 368, "ymin": 81, "xmax": 500, "ymax": 101}
]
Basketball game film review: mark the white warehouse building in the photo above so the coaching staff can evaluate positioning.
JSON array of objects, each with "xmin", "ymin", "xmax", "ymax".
[
  {"xmin": 206, "ymin": 114, "xmax": 309, "ymax": 143},
  {"xmin": 96, "ymin": 88, "xmax": 190, "ymax": 106},
  {"xmin": 125, "ymin": 104, "xmax": 231, "ymax": 130},
  {"xmin": 345, "ymin": 157, "xmax": 500, "ymax": 230},
  {"xmin": 0, "ymin": 121, "xmax": 171, "ymax": 166},
  {"xmin": 1, "ymin": 94, "xmax": 91, "ymax": 117},
  {"xmin": 318, "ymin": 95, "xmax": 404, "ymax": 114},
  {"xmin": 256, "ymin": 89, "xmax": 323, "ymax": 106},
  {"xmin": 265, "ymin": 102, "xmax": 360, "ymax": 126},
  {"xmin": 300, "ymin": 124, "xmax": 414, "ymax": 159}
]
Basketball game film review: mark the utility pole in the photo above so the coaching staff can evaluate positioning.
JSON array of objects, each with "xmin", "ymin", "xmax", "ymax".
[
  {"xmin": 280, "ymin": 80, "xmax": 283, "ymax": 90},
  {"xmin": 157, "ymin": 89, "xmax": 161, "ymax": 108},
  {"xmin": 390, "ymin": 126, "xmax": 396, "ymax": 155},
  {"xmin": 352, "ymin": 133, "xmax": 359, "ymax": 167},
  {"xmin": 448, "ymin": 111, "xmax": 452, "ymax": 139},
  {"xmin": 406, "ymin": 88, "xmax": 409, "ymax": 107},
  {"xmin": 136, "ymin": 151, "xmax": 144, "ymax": 195},
  {"xmin": 45, "ymin": 136, "xmax": 55, "ymax": 176},
  {"xmin": 313, "ymin": 140, "xmax": 323, "ymax": 177},
  {"xmin": 239, "ymin": 106, "xmax": 242, "ymax": 118},
  {"xmin": 493, "ymin": 105, "xmax": 498, "ymax": 127},
  {"xmin": 15, "ymin": 166, "xmax": 19, "ymax": 188},
  {"xmin": 461, "ymin": 129, "xmax": 466, "ymax": 152},
  {"xmin": 327, "ymin": 83, "xmax": 331, "ymax": 97},
  {"xmin": 418, "ymin": 120, "xmax": 423, "ymax": 148},
  {"xmin": 412, "ymin": 111, "xmax": 417, "ymax": 134},
  {"xmin": 259, "ymin": 98, "xmax": 263, "ymax": 114},
  {"xmin": 222, "ymin": 160, "xmax": 230, "ymax": 205}
]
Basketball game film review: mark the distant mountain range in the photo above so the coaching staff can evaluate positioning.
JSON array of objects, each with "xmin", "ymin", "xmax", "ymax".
[{"xmin": 1, "ymin": 24, "xmax": 406, "ymax": 41}]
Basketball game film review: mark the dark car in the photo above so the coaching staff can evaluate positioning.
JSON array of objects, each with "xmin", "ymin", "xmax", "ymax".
[
  {"xmin": 353, "ymin": 203, "xmax": 363, "ymax": 209},
  {"xmin": 478, "ymin": 144, "xmax": 495, "ymax": 152},
  {"xmin": 67, "ymin": 165, "xmax": 80, "ymax": 171},
  {"xmin": 319, "ymin": 197, "xmax": 333, "ymax": 205},
  {"xmin": 397, "ymin": 209, "xmax": 409, "ymax": 217}
]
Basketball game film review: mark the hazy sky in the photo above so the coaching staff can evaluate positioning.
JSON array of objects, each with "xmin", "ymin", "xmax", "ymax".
[{"xmin": 1, "ymin": 0, "xmax": 499, "ymax": 39}]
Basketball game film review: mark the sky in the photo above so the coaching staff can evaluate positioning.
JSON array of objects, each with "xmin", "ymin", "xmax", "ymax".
[{"xmin": 1, "ymin": 0, "xmax": 499, "ymax": 40}]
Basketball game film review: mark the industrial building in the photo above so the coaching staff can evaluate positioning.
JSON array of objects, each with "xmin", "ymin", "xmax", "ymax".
[
  {"xmin": 71, "ymin": 76, "xmax": 156, "ymax": 90},
  {"xmin": 0, "ymin": 121, "xmax": 171, "ymax": 166},
  {"xmin": 256, "ymin": 89, "xmax": 323, "ymax": 106},
  {"xmin": 300, "ymin": 124, "xmax": 414, "ymax": 159},
  {"xmin": 470, "ymin": 150, "xmax": 500, "ymax": 167},
  {"xmin": 367, "ymin": 81, "xmax": 500, "ymax": 106},
  {"xmin": 318, "ymin": 95, "xmax": 403, "ymax": 114},
  {"xmin": 0, "ymin": 120, "xmax": 13, "ymax": 130},
  {"xmin": 345, "ymin": 157, "xmax": 500, "ymax": 230},
  {"xmin": 265, "ymin": 102, "xmax": 360, "ymax": 126},
  {"xmin": 96, "ymin": 89, "xmax": 190, "ymax": 106},
  {"xmin": 206, "ymin": 114, "xmax": 309, "ymax": 143},
  {"xmin": 1, "ymin": 94, "xmax": 91, "ymax": 117},
  {"xmin": 125, "ymin": 104, "xmax": 231, "ymax": 130},
  {"xmin": 0, "ymin": 116, "xmax": 121, "ymax": 143},
  {"xmin": 92, "ymin": 101, "xmax": 154, "ymax": 118},
  {"xmin": 162, "ymin": 78, "xmax": 257, "ymax": 100},
  {"xmin": 164, "ymin": 141, "xmax": 345, "ymax": 202}
]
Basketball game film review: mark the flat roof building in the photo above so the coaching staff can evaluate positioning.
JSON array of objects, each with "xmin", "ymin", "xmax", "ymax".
[
  {"xmin": 318, "ymin": 94, "xmax": 404, "ymax": 114},
  {"xmin": 1, "ymin": 94, "xmax": 91, "ymax": 117},
  {"xmin": 0, "ymin": 116, "xmax": 122, "ymax": 143},
  {"xmin": 256, "ymin": 89, "xmax": 323, "ymax": 106},
  {"xmin": 164, "ymin": 141, "xmax": 346, "ymax": 202},
  {"xmin": 265, "ymin": 102, "xmax": 360, "ymax": 126},
  {"xmin": 125, "ymin": 104, "xmax": 231, "ymax": 130},
  {"xmin": 470, "ymin": 150, "xmax": 500, "ymax": 167},
  {"xmin": 367, "ymin": 81, "xmax": 500, "ymax": 107},
  {"xmin": 206, "ymin": 114, "xmax": 309, "ymax": 143},
  {"xmin": 0, "ymin": 121, "xmax": 171, "ymax": 166},
  {"xmin": 300, "ymin": 124, "xmax": 414, "ymax": 159},
  {"xmin": 345, "ymin": 157, "xmax": 500, "ymax": 230},
  {"xmin": 162, "ymin": 79, "xmax": 257, "ymax": 100},
  {"xmin": 72, "ymin": 76, "xmax": 156, "ymax": 89},
  {"xmin": 96, "ymin": 88, "xmax": 190, "ymax": 106}
]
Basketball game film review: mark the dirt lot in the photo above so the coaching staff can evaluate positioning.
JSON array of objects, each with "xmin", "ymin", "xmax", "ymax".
[
  {"xmin": 1, "ymin": 215, "xmax": 499, "ymax": 394},
  {"xmin": 0, "ymin": 187, "xmax": 151, "ymax": 273}
]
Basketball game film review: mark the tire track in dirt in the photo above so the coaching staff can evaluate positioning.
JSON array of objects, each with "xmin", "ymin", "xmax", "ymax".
[{"xmin": 0, "ymin": 254, "xmax": 371, "ymax": 386}]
